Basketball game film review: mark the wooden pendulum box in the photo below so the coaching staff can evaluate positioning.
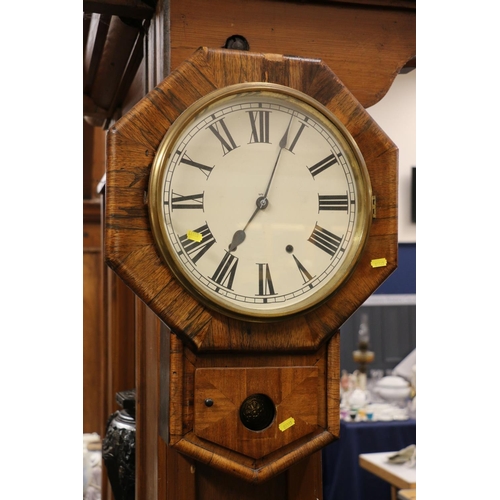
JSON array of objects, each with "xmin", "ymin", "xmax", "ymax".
[{"xmin": 105, "ymin": 47, "xmax": 398, "ymax": 486}]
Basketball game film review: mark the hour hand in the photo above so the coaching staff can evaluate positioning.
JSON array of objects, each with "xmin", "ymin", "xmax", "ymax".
[
  {"xmin": 228, "ymin": 230, "xmax": 246, "ymax": 252},
  {"xmin": 228, "ymin": 196, "xmax": 268, "ymax": 252}
]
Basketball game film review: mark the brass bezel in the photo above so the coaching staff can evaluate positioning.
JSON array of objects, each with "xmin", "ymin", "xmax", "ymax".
[{"xmin": 148, "ymin": 82, "xmax": 372, "ymax": 322}]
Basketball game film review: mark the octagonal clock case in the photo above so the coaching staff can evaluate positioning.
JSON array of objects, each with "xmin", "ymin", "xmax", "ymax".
[
  {"xmin": 105, "ymin": 47, "xmax": 398, "ymax": 482},
  {"xmin": 106, "ymin": 48, "xmax": 397, "ymax": 352}
]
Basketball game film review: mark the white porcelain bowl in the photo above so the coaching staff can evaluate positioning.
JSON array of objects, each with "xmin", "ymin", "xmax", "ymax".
[{"xmin": 374, "ymin": 375, "xmax": 411, "ymax": 404}]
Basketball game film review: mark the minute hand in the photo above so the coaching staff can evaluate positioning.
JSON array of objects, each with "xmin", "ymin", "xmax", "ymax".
[
  {"xmin": 227, "ymin": 117, "xmax": 293, "ymax": 253},
  {"xmin": 262, "ymin": 116, "xmax": 293, "ymax": 199}
]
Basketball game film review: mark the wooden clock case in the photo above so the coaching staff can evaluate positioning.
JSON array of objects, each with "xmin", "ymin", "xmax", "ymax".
[{"xmin": 105, "ymin": 47, "xmax": 398, "ymax": 482}]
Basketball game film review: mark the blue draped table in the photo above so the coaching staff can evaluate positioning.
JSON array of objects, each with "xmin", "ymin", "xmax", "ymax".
[{"xmin": 322, "ymin": 419, "xmax": 416, "ymax": 500}]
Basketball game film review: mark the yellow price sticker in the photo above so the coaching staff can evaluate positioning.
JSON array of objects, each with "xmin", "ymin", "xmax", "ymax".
[
  {"xmin": 371, "ymin": 258, "xmax": 387, "ymax": 268},
  {"xmin": 186, "ymin": 230, "xmax": 203, "ymax": 242},
  {"xmin": 279, "ymin": 417, "xmax": 295, "ymax": 432}
]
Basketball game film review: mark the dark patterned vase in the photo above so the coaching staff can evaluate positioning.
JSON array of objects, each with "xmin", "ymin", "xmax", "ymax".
[{"xmin": 102, "ymin": 389, "xmax": 136, "ymax": 500}]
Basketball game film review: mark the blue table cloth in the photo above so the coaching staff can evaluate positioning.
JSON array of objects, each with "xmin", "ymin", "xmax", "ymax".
[{"xmin": 322, "ymin": 419, "xmax": 416, "ymax": 500}]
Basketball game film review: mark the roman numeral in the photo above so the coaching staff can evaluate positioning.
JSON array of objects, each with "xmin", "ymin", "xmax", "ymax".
[
  {"xmin": 247, "ymin": 110, "xmax": 271, "ymax": 143},
  {"xmin": 292, "ymin": 255, "xmax": 314, "ymax": 285},
  {"xmin": 208, "ymin": 118, "xmax": 238, "ymax": 155},
  {"xmin": 256, "ymin": 263, "xmax": 277, "ymax": 296},
  {"xmin": 179, "ymin": 154, "xmax": 213, "ymax": 178},
  {"xmin": 170, "ymin": 192, "xmax": 204, "ymax": 210},
  {"xmin": 308, "ymin": 224, "xmax": 342, "ymax": 257},
  {"xmin": 318, "ymin": 194, "xmax": 349, "ymax": 212},
  {"xmin": 212, "ymin": 252, "xmax": 239, "ymax": 290},
  {"xmin": 179, "ymin": 223, "xmax": 216, "ymax": 264},
  {"xmin": 287, "ymin": 122, "xmax": 306, "ymax": 153},
  {"xmin": 308, "ymin": 153, "xmax": 338, "ymax": 178}
]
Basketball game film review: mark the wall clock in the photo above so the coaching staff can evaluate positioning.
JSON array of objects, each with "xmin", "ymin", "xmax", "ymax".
[
  {"xmin": 106, "ymin": 47, "xmax": 398, "ymax": 352},
  {"xmin": 148, "ymin": 82, "xmax": 373, "ymax": 322},
  {"xmin": 105, "ymin": 47, "xmax": 398, "ymax": 482}
]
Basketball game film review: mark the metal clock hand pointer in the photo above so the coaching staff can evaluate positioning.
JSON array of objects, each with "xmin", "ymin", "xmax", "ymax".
[
  {"xmin": 227, "ymin": 196, "xmax": 267, "ymax": 252},
  {"xmin": 228, "ymin": 116, "xmax": 293, "ymax": 252},
  {"xmin": 262, "ymin": 115, "xmax": 293, "ymax": 198}
]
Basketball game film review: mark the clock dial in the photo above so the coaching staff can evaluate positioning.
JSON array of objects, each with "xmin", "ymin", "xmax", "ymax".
[{"xmin": 149, "ymin": 83, "xmax": 372, "ymax": 320}]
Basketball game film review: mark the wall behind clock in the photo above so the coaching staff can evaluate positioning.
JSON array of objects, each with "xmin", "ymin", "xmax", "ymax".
[
  {"xmin": 368, "ymin": 70, "xmax": 416, "ymax": 244},
  {"xmin": 340, "ymin": 70, "xmax": 416, "ymax": 374},
  {"xmin": 369, "ymin": 69, "xmax": 416, "ymax": 296}
]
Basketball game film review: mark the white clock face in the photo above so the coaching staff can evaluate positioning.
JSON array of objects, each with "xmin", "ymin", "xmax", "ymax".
[{"xmin": 149, "ymin": 84, "xmax": 372, "ymax": 320}]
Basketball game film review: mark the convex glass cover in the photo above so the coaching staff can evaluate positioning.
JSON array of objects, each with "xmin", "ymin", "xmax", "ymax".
[{"xmin": 148, "ymin": 83, "xmax": 372, "ymax": 320}]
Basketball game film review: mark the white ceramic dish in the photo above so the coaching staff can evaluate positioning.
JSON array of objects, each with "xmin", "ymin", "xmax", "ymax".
[{"xmin": 374, "ymin": 376, "xmax": 411, "ymax": 404}]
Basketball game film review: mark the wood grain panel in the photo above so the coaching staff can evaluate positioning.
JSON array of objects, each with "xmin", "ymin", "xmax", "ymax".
[
  {"xmin": 83, "ymin": 122, "xmax": 106, "ymax": 199},
  {"xmin": 135, "ymin": 299, "xmax": 162, "ymax": 500},
  {"xmin": 83, "ymin": 201, "xmax": 105, "ymax": 435},
  {"xmin": 196, "ymin": 461, "xmax": 288, "ymax": 499},
  {"xmin": 169, "ymin": 0, "xmax": 415, "ymax": 108},
  {"xmin": 105, "ymin": 269, "xmax": 136, "ymax": 415},
  {"xmin": 287, "ymin": 452, "xmax": 324, "ymax": 500},
  {"xmin": 193, "ymin": 367, "xmax": 319, "ymax": 458}
]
